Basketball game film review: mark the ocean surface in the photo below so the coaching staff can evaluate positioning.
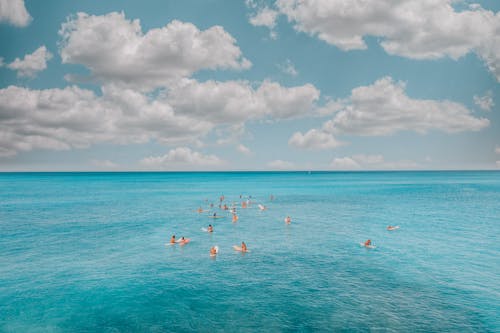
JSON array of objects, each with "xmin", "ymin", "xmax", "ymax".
[{"xmin": 1, "ymin": 171, "xmax": 499, "ymax": 332}]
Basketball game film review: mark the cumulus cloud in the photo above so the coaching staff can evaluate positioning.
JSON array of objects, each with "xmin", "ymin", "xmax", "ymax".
[
  {"xmin": 0, "ymin": 85, "xmax": 213, "ymax": 157},
  {"xmin": 474, "ymin": 91, "xmax": 494, "ymax": 111},
  {"xmin": 330, "ymin": 154, "xmax": 418, "ymax": 170},
  {"xmin": 6, "ymin": 46, "xmax": 52, "ymax": 78},
  {"xmin": 0, "ymin": 75, "xmax": 321, "ymax": 156},
  {"xmin": 59, "ymin": 12, "xmax": 251, "ymax": 90},
  {"xmin": 249, "ymin": 6, "xmax": 278, "ymax": 29},
  {"xmin": 249, "ymin": 6, "xmax": 279, "ymax": 39},
  {"xmin": 0, "ymin": 0, "xmax": 31, "ymax": 27},
  {"xmin": 289, "ymin": 129, "xmax": 342, "ymax": 150},
  {"xmin": 330, "ymin": 157, "xmax": 361, "ymax": 170},
  {"xmin": 268, "ymin": 159, "xmax": 295, "ymax": 169},
  {"xmin": 275, "ymin": 0, "xmax": 500, "ymax": 81},
  {"xmin": 277, "ymin": 59, "xmax": 298, "ymax": 76},
  {"xmin": 140, "ymin": 147, "xmax": 224, "ymax": 169},
  {"xmin": 290, "ymin": 77, "xmax": 488, "ymax": 150},
  {"xmin": 167, "ymin": 79, "xmax": 319, "ymax": 123},
  {"xmin": 323, "ymin": 76, "xmax": 489, "ymax": 136}
]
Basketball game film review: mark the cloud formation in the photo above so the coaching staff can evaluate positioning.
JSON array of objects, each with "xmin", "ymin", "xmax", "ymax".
[
  {"xmin": 140, "ymin": 147, "xmax": 224, "ymax": 169},
  {"xmin": 0, "ymin": 76, "xmax": 321, "ymax": 157},
  {"xmin": 0, "ymin": 85, "xmax": 213, "ymax": 157},
  {"xmin": 330, "ymin": 154, "xmax": 419, "ymax": 170},
  {"xmin": 59, "ymin": 12, "xmax": 251, "ymax": 90},
  {"xmin": 6, "ymin": 46, "xmax": 52, "ymax": 78},
  {"xmin": 291, "ymin": 77, "xmax": 489, "ymax": 149},
  {"xmin": 167, "ymin": 79, "xmax": 319, "ymax": 123},
  {"xmin": 249, "ymin": 6, "xmax": 279, "ymax": 39},
  {"xmin": 474, "ymin": 91, "xmax": 494, "ymax": 111},
  {"xmin": 0, "ymin": 0, "xmax": 31, "ymax": 27},
  {"xmin": 275, "ymin": 0, "xmax": 500, "ymax": 81},
  {"xmin": 289, "ymin": 129, "xmax": 342, "ymax": 150}
]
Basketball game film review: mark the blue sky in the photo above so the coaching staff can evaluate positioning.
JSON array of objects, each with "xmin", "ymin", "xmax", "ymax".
[{"xmin": 0, "ymin": 0, "xmax": 499, "ymax": 171}]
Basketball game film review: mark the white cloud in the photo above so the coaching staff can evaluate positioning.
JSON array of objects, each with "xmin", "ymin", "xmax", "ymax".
[
  {"xmin": 289, "ymin": 129, "xmax": 342, "ymax": 150},
  {"xmin": 316, "ymin": 98, "xmax": 345, "ymax": 116},
  {"xmin": 474, "ymin": 91, "xmax": 494, "ymax": 111},
  {"xmin": 167, "ymin": 79, "xmax": 319, "ymax": 123},
  {"xmin": 246, "ymin": 1, "xmax": 279, "ymax": 39},
  {"xmin": 330, "ymin": 154, "xmax": 419, "ymax": 170},
  {"xmin": 323, "ymin": 77, "xmax": 489, "ymax": 136},
  {"xmin": 278, "ymin": 59, "xmax": 298, "ymax": 76},
  {"xmin": 268, "ymin": 159, "xmax": 295, "ymax": 169},
  {"xmin": 0, "ymin": 75, "xmax": 322, "ymax": 157},
  {"xmin": 0, "ymin": 85, "xmax": 213, "ymax": 157},
  {"xmin": 237, "ymin": 144, "xmax": 253, "ymax": 155},
  {"xmin": 330, "ymin": 157, "xmax": 361, "ymax": 170},
  {"xmin": 290, "ymin": 77, "xmax": 488, "ymax": 150},
  {"xmin": 140, "ymin": 147, "xmax": 224, "ymax": 169},
  {"xmin": 6, "ymin": 46, "xmax": 52, "ymax": 78},
  {"xmin": 276, "ymin": 0, "xmax": 500, "ymax": 81},
  {"xmin": 59, "ymin": 12, "xmax": 251, "ymax": 90},
  {"xmin": 0, "ymin": 0, "xmax": 31, "ymax": 27},
  {"xmin": 249, "ymin": 7, "xmax": 278, "ymax": 29}
]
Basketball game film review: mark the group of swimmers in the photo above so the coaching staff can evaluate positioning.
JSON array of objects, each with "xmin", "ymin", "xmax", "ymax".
[
  {"xmin": 170, "ymin": 194, "xmax": 277, "ymax": 256},
  {"xmin": 172, "ymin": 193, "xmax": 396, "ymax": 255}
]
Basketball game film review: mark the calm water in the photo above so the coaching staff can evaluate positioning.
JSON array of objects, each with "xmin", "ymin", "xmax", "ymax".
[{"xmin": 1, "ymin": 171, "xmax": 499, "ymax": 332}]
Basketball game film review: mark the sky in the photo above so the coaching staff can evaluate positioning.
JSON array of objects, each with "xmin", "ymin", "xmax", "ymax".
[{"xmin": 0, "ymin": 0, "xmax": 499, "ymax": 171}]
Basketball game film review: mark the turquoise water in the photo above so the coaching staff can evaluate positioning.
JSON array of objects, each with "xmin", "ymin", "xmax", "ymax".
[{"xmin": 1, "ymin": 171, "xmax": 499, "ymax": 332}]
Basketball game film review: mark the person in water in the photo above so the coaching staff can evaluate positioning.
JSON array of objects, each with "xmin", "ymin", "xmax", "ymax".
[
  {"xmin": 213, "ymin": 212, "xmax": 217, "ymax": 217},
  {"xmin": 241, "ymin": 241, "xmax": 247, "ymax": 252},
  {"xmin": 207, "ymin": 224, "xmax": 213, "ymax": 233},
  {"xmin": 197, "ymin": 207, "xmax": 203, "ymax": 213},
  {"xmin": 387, "ymin": 225, "xmax": 397, "ymax": 230},
  {"xmin": 232, "ymin": 214, "xmax": 238, "ymax": 222},
  {"xmin": 364, "ymin": 239, "xmax": 372, "ymax": 246},
  {"xmin": 285, "ymin": 216, "xmax": 291, "ymax": 224},
  {"xmin": 210, "ymin": 246, "xmax": 217, "ymax": 256},
  {"xmin": 170, "ymin": 235, "xmax": 176, "ymax": 244}
]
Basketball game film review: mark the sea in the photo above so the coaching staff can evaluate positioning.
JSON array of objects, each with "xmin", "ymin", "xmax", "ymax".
[{"xmin": 1, "ymin": 171, "xmax": 499, "ymax": 332}]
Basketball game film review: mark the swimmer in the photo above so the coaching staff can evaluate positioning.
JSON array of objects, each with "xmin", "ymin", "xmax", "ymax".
[
  {"xmin": 285, "ymin": 216, "xmax": 291, "ymax": 224},
  {"xmin": 210, "ymin": 246, "xmax": 218, "ymax": 256},
  {"xmin": 387, "ymin": 225, "xmax": 399, "ymax": 231},
  {"xmin": 207, "ymin": 224, "xmax": 213, "ymax": 233},
  {"xmin": 241, "ymin": 241, "xmax": 247, "ymax": 252},
  {"xmin": 213, "ymin": 212, "xmax": 217, "ymax": 217},
  {"xmin": 258, "ymin": 204, "xmax": 267, "ymax": 211},
  {"xmin": 364, "ymin": 239, "xmax": 372, "ymax": 247},
  {"xmin": 223, "ymin": 204, "xmax": 228, "ymax": 210},
  {"xmin": 241, "ymin": 201, "xmax": 247, "ymax": 208},
  {"xmin": 170, "ymin": 235, "xmax": 176, "ymax": 244},
  {"xmin": 232, "ymin": 214, "xmax": 238, "ymax": 222},
  {"xmin": 197, "ymin": 207, "xmax": 203, "ymax": 213},
  {"xmin": 178, "ymin": 236, "xmax": 189, "ymax": 245}
]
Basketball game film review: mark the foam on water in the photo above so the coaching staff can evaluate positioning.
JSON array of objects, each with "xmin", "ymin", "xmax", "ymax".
[{"xmin": 1, "ymin": 171, "xmax": 499, "ymax": 332}]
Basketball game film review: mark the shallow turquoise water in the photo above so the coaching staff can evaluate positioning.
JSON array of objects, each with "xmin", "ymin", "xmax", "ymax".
[{"xmin": 1, "ymin": 171, "xmax": 499, "ymax": 332}]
